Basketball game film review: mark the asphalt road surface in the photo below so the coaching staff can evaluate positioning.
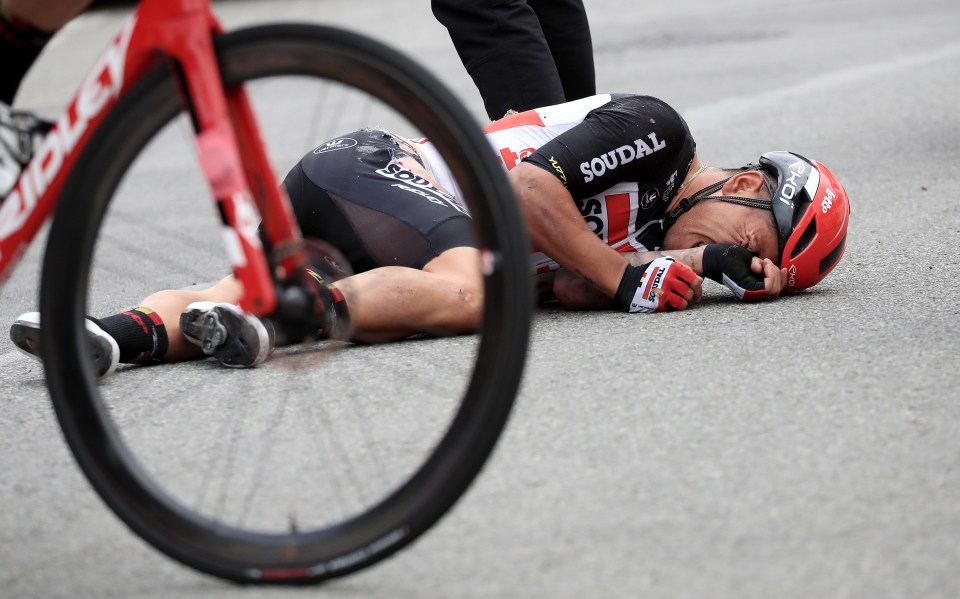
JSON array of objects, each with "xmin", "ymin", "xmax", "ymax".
[{"xmin": 2, "ymin": 0, "xmax": 959, "ymax": 597}]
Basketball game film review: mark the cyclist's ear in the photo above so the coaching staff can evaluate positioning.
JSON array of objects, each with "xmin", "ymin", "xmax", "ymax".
[{"xmin": 722, "ymin": 170, "xmax": 768, "ymax": 197}]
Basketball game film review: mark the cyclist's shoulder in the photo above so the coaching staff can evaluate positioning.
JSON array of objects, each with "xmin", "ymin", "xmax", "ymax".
[
  {"xmin": 587, "ymin": 94, "xmax": 687, "ymax": 128},
  {"xmin": 523, "ymin": 93, "xmax": 691, "ymax": 143}
]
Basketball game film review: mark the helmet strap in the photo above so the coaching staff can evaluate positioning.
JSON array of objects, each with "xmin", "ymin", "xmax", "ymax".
[{"xmin": 662, "ymin": 173, "xmax": 771, "ymax": 231}]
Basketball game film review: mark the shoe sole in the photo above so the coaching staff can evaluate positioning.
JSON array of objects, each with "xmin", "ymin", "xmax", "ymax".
[
  {"xmin": 180, "ymin": 302, "xmax": 272, "ymax": 368},
  {"xmin": 10, "ymin": 312, "xmax": 120, "ymax": 378}
]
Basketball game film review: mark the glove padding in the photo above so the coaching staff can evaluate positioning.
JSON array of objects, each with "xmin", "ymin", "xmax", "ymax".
[
  {"xmin": 614, "ymin": 257, "xmax": 696, "ymax": 313},
  {"xmin": 701, "ymin": 244, "xmax": 766, "ymax": 301}
]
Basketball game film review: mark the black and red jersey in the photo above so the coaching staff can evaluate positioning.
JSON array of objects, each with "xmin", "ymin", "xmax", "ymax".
[{"xmin": 416, "ymin": 93, "xmax": 696, "ymax": 290}]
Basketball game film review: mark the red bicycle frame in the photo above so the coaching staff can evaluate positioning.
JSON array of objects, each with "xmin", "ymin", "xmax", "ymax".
[{"xmin": 0, "ymin": 0, "xmax": 305, "ymax": 315}]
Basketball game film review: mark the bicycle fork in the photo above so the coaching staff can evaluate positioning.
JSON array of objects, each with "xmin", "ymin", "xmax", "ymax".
[{"xmin": 142, "ymin": 0, "xmax": 312, "ymax": 321}]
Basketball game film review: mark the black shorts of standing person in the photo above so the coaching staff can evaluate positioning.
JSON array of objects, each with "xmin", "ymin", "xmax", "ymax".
[{"xmin": 432, "ymin": 0, "xmax": 596, "ymax": 120}]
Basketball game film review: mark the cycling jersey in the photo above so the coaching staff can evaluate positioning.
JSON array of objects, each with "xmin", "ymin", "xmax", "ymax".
[{"xmin": 416, "ymin": 93, "xmax": 697, "ymax": 293}]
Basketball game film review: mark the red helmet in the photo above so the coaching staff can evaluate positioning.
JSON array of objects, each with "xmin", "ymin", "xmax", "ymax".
[{"xmin": 759, "ymin": 151, "xmax": 851, "ymax": 291}]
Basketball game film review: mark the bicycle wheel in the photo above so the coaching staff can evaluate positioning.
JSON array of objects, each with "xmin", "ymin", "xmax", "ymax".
[{"xmin": 39, "ymin": 24, "xmax": 530, "ymax": 584}]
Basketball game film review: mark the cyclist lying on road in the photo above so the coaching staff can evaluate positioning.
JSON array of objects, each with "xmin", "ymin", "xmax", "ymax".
[{"xmin": 10, "ymin": 93, "xmax": 851, "ymax": 376}]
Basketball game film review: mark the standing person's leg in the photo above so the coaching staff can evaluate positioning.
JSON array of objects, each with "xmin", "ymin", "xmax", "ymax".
[
  {"xmin": 528, "ymin": 0, "xmax": 596, "ymax": 102},
  {"xmin": 0, "ymin": 0, "xmax": 93, "ymax": 103},
  {"xmin": 431, "ymin": 0, "xmax": 566, "ymax": 119}
]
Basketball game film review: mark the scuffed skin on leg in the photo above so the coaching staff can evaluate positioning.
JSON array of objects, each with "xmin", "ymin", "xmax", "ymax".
[{"xmin": 337, "ymin": 246, "xmax": 484, "ymax": 343}]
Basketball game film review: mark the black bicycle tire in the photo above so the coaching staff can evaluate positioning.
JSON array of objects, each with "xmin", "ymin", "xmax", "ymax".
[{"xmin": 40, "ymin": 23, "xmax": 531, "ymax": 584}]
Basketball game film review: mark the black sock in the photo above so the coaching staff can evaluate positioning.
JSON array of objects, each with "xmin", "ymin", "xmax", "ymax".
[
  {"xmin": 0, "ymin": 10, "xmax": 55, "ymax": 104},
  {"xmin": 93, "ymin": 307, "xmax": 169, "ymax": 364}
]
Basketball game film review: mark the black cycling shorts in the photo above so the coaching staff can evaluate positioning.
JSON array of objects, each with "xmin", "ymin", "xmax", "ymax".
[{"xmin": 280, "ymin": 129, "xmax": 475, "ymax": 274}]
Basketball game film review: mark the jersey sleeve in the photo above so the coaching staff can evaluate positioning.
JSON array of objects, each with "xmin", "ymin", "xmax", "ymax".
[{"xmin": 523, "ymin": 95, "xmax": 696, "ymax": 200}]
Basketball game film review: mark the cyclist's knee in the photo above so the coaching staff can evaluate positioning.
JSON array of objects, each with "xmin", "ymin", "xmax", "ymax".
[
  {"xmin": 446, "ymin": 277, "xmax": 484, "ymax": 333},
  {"xmin": 424, "ymin": 247, "xmax": 484, "ymax": 332}
]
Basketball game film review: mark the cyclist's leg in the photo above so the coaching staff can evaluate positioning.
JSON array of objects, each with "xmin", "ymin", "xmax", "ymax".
[
  {"xmin": 134, "ymin": 242, "xmax": 482, "ymax": 352},
  {"xmin": 337, "ymin": 246, "xmax": 483, "ymax": 344},
  {"xmin": 8, "ymin": 275, "xmax": 241, "ymax": 373},
  {"xmin": 138, "ymin": 275, "xmax": 242, "ymax": 361}
]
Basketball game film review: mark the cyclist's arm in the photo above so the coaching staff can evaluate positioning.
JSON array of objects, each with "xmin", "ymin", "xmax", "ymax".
[
  {"xmin": 514, "ymin": 95, "xmax": 696, "ymax": 299},
  {"xmin": 552, "ymin": 269, "xmax": 614, "ymax": 310},
  {"xmin": 552, "ymin": 249, "xmax": 705, "ymax": 310},
  {"xmin": 509, "ymin": 162, "xmax": 628, "ymax": 296}
]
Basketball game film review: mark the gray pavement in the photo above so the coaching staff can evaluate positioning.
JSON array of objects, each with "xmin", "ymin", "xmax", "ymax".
[{"xmin": 2, "ymin": 0, "xmax": 960, "ymax": 597}]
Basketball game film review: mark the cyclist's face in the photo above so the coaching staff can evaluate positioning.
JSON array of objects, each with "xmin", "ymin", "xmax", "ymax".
[
  {"xmin": 664, "ymin": 200, "xmax": 779, "ymax": 262},
  {"xmin": 664, "ymin": 168, "xmax": 780, "ymax": 261}
]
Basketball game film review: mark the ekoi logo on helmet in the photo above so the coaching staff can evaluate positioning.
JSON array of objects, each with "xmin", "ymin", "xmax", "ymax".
[{"xmin": 774, "ymin": 159, "xmax": 818, "ymax": 213}]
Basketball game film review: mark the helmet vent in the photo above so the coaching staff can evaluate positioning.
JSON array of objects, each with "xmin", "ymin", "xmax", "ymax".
[
  {"xmin": 789, "ymin": 219, "xmax": 817, "ymax": 260},
  {"xmin": 792, "ymin": 193, "xmax": 813, "ymax": 229},
  {"xmin": 819, "ymin": 233, "xmax": 847, "ymax": 274}
]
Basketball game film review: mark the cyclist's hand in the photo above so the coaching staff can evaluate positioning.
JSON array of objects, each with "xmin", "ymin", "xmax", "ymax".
[
  {"xmin": 701, "ymin": 244, "xmax": 787, "ymax": 300},
  {"xmin": 614, "ymin": 257, "xmax": 700, "ymax": 313}
]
